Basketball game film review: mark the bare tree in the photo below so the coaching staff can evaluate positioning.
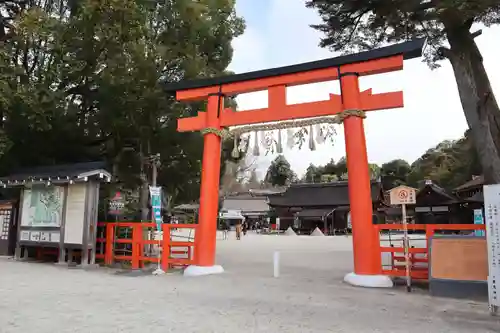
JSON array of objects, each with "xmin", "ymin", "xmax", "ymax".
[{"xmin": 220, "ymin": 155, "xmax": 257, "ymax": 195}]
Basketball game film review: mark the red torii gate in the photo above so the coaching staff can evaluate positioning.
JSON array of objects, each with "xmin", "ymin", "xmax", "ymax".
[{"xmin": 165, "ymin": 39, "xmax": 425, "ymax": 286}]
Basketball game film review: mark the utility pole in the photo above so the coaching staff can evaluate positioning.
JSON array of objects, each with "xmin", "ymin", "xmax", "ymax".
[
  {"xmin": 144, "ymin": 153, "xmax": 161, "ymax": 256},
  {"xmin": 150, "ymin": 153, "xmax": 161, "ymax": 187}
]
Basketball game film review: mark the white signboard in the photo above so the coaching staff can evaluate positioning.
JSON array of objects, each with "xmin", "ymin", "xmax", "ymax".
[
  {"xmin": 389, "ymin": 185, "xmax": 417, "ymax": 205},
  {"xmin": 64, "ymin": 183, "xmax": 87, "ymax": 245},
  {"xmin": 108, "ymin": 192, "xmax": 125, "ymax": 216},
  {"xmin": 19, "ymin": 230, "xmax": 60, "ymax": 243},
  {"xmin": 219, "ymin": 210, "xmax": 244, "ymax": 220},
  {"xmin": 484, "ymin": 184, "xmax": 500, "ymax": 310}
]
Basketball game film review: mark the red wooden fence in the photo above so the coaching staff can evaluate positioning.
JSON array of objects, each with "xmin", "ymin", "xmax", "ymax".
[
  {"xmin": 375, "ymin": 223, "xmax": 486, "ymax": 280},
  {"xmin": 95, "ymin": 222, "xmax": 197, "ymax": 270}
]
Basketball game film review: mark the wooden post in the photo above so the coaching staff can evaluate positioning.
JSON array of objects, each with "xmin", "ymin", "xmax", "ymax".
[
  {"xmin": 89, "ymin": 182, "xmax": 100, "ymax": 265},
  {"xmin": 340, "ymin": 73, "xmax": 381, "ymax": 275},
  {"xmin": 58, "ymin": 185, "xmax": 69, "ymax": 264},
  {"xmin": 104, "ymin": 224, "xmax": 114, "ymax": 266},
  {"xmin": 131, "ymin": 224, "xmax": 141, "ymax": 269},
  {"xmin": 81, "ymin": 182, "xmax": 92, "ymax": 267},
  {"xmin": 402, "ymin": 203, "xmax": 411, "ymax": 292},
  {"xmin": 194, "ymin": 94, "xmax": 223, "ymax": 267},
  {"xmin": 14, "ymin": 190, "xmax": 25, "ymax": 260},
  {"xmin": 161, "ymin": 223, "xmax": 170, "ymax": 271}
]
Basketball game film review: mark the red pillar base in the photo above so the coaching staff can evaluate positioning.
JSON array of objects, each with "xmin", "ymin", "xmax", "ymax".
[
  {"xmin": 183, "ymin": 264, "xmax": 224, "ymax": 277},
  {"xmin": 344, "ymin": 272, "xmax": 393, "ymax": 288}
]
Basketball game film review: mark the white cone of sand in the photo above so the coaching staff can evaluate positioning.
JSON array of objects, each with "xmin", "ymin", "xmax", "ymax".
[{"xmin": 310, "ymin": 227, "xmax": 325, "ymax": 236}]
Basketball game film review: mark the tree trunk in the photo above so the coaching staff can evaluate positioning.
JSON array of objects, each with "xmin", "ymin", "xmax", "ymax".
[
  {"xmin": 140, "ymin": 173, "xmax": 149, "ymax": 221},
  {"xmin": 139, "ymin": 147, "xmax": 149, "ymax": 221},
  {"xmin": 445, "ymin": 24, "xmax": 500, "ymax": 185}
]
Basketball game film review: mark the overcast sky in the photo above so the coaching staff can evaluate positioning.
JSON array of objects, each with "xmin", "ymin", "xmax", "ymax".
[{"xmin": 227, "ymin": 0, "xmax": 500, "ymax": 178}]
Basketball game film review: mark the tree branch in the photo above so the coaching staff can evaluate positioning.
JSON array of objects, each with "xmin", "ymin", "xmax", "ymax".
[
  {"xmin": 438, "ymin": 46, "xmax": 453, "ymax": 59},
  {"xmin": 471, "ymin": 29, "xmax": 482, "ymax": 39},
  {"xmin": 346, "ymin": 11, "xmax": 366, "ymax": 46}
]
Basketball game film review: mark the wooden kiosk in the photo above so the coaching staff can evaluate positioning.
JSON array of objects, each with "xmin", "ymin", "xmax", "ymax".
[{"xmin": 0, "ymin": 161, "xmax": 111, "ymax": 266}]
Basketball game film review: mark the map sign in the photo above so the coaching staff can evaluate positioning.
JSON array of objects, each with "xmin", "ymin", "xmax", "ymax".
[{"xmin": 21, "ymin": 186, "xmax": 64, "ymax": 227}]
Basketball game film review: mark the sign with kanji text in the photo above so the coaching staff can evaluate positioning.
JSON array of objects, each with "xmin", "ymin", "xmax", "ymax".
[
  {"xmin": 108, "ymin": 192, "xmax": 125, "ymax": 216},
  {"xmin": 149, "ymin": 186, "xmax": 162, "ymax": 231},
  {"xmin": 389, "ymin": 185, "xmax": 417, "ymax": 205},
  {"xmin": 473, "ymin": 209, "xmax": 485, "ymax": 237},
  {"xmin": 484, "ymin": 184, "xmax": 500, "ymax": 309}
]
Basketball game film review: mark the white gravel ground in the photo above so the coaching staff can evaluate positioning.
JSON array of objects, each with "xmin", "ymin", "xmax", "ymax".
[{"xmin": 0, "ymin": 232, "xmax": 499, "ymax": 333}]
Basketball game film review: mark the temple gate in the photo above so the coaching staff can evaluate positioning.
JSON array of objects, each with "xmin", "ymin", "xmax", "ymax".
[{"xmin": 164, "ymin": 39, "xmax": 425, "ymax": 287}]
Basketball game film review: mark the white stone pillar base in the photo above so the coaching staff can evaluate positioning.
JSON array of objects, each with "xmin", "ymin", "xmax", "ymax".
[
  {"xmin": 344, "ymin": 272, "xmax": 393, "ymax": 288},
  {"xmin": 183, "ymin": 265, "xmax": 224, "ymax": 277}
]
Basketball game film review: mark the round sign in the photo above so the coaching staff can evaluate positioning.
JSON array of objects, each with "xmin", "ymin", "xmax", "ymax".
[{"xmin": 398, "ymin": 189, "xmax": 408, "ymax": 200}]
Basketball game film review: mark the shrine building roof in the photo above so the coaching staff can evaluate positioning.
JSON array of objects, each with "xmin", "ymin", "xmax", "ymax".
[
  {"xmin": 0, "ymin": 161, "xmax": 111, "ymax": 187},
  {"xmin": 268, "ymin": 181, "xmax": 384, "ymax": 208}
]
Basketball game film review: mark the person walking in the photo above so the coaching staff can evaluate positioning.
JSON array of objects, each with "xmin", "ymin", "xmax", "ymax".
[
  {"xmin": 242, "ymin": 221, "xmax": 248, "ymax": 236},
  {"xmin": 222, "ymin": 221, "xmax": 229, "ymax": 240},
  {"xmin": 235, "ymin": 219, "xmax": 242, "ymax": 240}
]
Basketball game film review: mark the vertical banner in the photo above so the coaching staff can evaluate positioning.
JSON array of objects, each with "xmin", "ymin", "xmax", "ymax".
[
  {"xmin": 473, "ymin": 209, "xmax": 485, "ymax": 237},
  {"xmin": 149, "ymin": 186, "xmax": 162, "ymax": 231},
  {"xmin": 484, "ymin": 184, "xmax": 500, "ymax": 313}
]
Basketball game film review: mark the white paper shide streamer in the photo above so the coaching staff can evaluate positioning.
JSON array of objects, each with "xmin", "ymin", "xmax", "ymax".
[{"xmin": 230, "ymin": 115, "xmax": 339, "ymax": 158}]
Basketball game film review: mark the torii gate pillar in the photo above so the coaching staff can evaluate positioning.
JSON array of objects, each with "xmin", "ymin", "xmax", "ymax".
[
  {"xmin": 340, "ymin": 73, "xmax": 392, "ymax": 287},
  {"xmin": 184, "ymin": 94, "xmax": 225, "ymax": 277}
]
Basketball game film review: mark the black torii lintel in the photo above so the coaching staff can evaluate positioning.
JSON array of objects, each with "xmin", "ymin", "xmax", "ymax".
[{"xmin": 163, "ymin": 38, "xmax": 425, "ymax": 92}]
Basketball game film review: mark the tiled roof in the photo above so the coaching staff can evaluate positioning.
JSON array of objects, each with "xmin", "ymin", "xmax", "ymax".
[
  {"xmin": 296, "ymin": 208, "xmax": 348, "ymax": 218},
  {"xmin": 221, "ymin": 197, "xmax": 270, "ymax": 213},
  {"xmin": 464, "ymin": 191, "xmax": 483, "ymax": 203},
  {"xmin": 454, "ymin": 176, "xmax": 484, "ymax": 192},
  {"xmin": 249, "ymin": 188, "xmax": 287, "ymax": 196},
  {"xmin": 416, "ymin": 183, "xmax": 458, "ymax": 205},
  {"xmin": 0, "ymin": 161, "xmax": 110, "ymax": 184},
  {"xmin": 268, "ymin": 181, "xmax": 383, "ymax": 207},
  {"xmin": 174, "ymin": 203, "xmax": 199, "ymax": 211}
]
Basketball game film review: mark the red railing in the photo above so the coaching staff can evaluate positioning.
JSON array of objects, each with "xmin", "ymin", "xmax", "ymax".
[
  {"xmin": 95, "ymin": 222, "xmax": 197, "ymax": 270},
  {"xmin": 375, "ymin": 224, "xmax": 486, "ymax": 280}
]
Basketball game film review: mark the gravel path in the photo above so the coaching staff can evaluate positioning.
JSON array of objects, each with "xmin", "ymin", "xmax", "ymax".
[{"xmin": 0, "ymin": 233, "xmax": 498, "ymax": 333}]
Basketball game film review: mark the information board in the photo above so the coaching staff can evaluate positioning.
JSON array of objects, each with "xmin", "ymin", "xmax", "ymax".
[
  {"xmin": 64, "ymin": 183, "xmax": 87, "ymax": 245},
  {"xmin": 21, "ymin": 186, "xmax": 64, "ymax": 227},
  {"xmin": 108, "ymin": 191, "xmax": 125, "ymax": 216},
  {"xmin": 483, "ymin": 184, "xmax": 500, "ymax": 309},
  {"xmin": 389, "ymin": 185, "xmax": 417, "ymax": 205}
]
